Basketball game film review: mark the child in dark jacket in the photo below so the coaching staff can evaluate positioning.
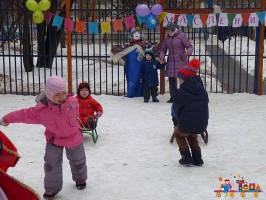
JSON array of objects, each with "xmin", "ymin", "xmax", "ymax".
[
  {"xmin": 172, "ymin": 58, "xmax": 209, "ymax": 166},
  {"xmin": 76, "ymin": 82, "xmax": 103, "ymax": 130},
  {"xmin": 140, "ymin": 49, "xmax": 165, "ymax": 103}
]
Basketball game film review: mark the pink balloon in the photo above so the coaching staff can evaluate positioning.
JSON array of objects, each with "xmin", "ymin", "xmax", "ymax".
[
  {"xmin": 135, "ymin": 4, "xmax": 151, "ymax": 17},
  {"xmin": 151, "ymin": 4, "xmax": 163, "ymax": 16}
]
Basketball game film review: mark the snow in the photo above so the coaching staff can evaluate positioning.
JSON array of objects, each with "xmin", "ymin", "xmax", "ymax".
[{"xmin": 1, "ymin": 92, "xmax": 266, "ymax": 200}]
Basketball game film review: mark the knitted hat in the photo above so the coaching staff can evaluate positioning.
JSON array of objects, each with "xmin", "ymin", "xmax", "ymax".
[
  {"xmin": 131, "ymin": 27, "xmax": 142, "ymax": 35},
  {"xmin": 165, "ymin": 23, "xmax": 177, "ymax": 31},
  {"xmin": 77, "ymin": 82, "xmax": 91, "ymax": 98},
  {"xmin": 45, "ymin": 76, "xmax": 67, "ymax": 101},
  {"xmin": 144, "ymin": 49, "xmax": 154, "ymax": 57},
  {"xmin": 177, "ymin": 58, "xmax": 200, "ymax": 80}
]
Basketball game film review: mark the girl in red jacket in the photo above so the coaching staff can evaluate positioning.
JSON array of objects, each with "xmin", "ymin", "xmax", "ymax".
[{"xmin": 76, "ymin": 82, "xmax": 103, "ymax": 130}]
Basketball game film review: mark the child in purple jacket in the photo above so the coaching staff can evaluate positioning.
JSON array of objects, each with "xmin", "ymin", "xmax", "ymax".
[{"xmin": 0, "ymin": 76, "xmax": 87, "ymax": 199}]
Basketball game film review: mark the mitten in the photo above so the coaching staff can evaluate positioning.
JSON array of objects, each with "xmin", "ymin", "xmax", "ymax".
[{"xmin": 96, "ymin": 111, "xmax": 103, "ymax": 117}]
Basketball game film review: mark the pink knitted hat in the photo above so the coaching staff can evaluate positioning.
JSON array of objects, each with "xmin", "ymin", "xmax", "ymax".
[{"xmin": 45, "ymin": 76, "xmax": 67, "ymax": 100}]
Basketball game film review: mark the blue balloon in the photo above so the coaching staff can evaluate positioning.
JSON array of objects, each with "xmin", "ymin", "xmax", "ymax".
[{"xmin": 145, "ymin": 14, "xmax": 157, "ymax": 29}]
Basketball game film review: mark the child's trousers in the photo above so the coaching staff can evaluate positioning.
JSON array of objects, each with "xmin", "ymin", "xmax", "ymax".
[
  {"xmin": 44, "ymin": 143, "xmax": 87, "ymax": 194},
  {"xmin": 143, "ymin": 86, "xmax": 158, "ymax": 101},
  {"xmin": 174, "ymin": 128, "xmax": 200, "ymax": 151}
]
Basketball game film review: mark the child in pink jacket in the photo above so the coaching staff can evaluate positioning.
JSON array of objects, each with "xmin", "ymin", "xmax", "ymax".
[{"xmin": 0, "ymin": 76, "xmax": 87, "ymax": 199}]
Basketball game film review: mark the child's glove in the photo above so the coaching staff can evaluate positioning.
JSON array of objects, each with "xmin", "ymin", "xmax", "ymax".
[
  {"xmin": 0, "ymin": 118, "xmax": 7, "ymax": 126},
  {"xmin": 96, "ymin": 111, "xmax": 103, "ymax": 117}
]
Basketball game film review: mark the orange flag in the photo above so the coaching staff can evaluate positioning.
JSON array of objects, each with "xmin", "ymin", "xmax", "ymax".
[
  {"xmin": 242, "ymin": 13, "xmax": 250, "ymax": 26},
  {"xmin": 75, "ymin": 21, "xmax": 86, "ymax": 34},
  {"xmin": 112, "ymin": 19, "xmax": 124, "ymax": 32},
  {"xmin": 200, "ymin": 14, "xmax": 209, "ymax": 26}
]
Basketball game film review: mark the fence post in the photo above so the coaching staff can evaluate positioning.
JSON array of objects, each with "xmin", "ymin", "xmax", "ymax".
[
  {"xmin": 159, "ymin": 0, "xmax": 165, "ymax": 94},
  {"xmin": 256, "ymin": 0, "xmax": 266, "ymax": 95},
  {"xmin": 254, "ymin": 27, "xmax": 260, "ymax": 94},
  {"xmin": 66, "ymin": 0, "xmax": 73, "ymax": 94}
]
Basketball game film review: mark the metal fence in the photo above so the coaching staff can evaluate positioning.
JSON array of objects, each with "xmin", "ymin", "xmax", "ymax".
[{"xmin": 0, "ymin": 0, "xmax": 265, "ymax": 96}]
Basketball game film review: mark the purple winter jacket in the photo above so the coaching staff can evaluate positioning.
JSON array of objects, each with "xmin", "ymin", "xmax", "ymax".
[{"xmin": 160, "ymin": 29, "xmax": 193, "ymax": 77}]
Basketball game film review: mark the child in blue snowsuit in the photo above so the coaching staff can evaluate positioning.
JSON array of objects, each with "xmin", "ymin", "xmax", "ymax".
[{"xmin": 140, "ymin": 49, "xmax": 165, "ymax": 102}]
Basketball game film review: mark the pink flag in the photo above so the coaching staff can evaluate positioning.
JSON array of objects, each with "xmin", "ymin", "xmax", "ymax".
[
  {"xmin": 124, "ymin": 16, "xmax": 135, "ymax": 30},
  {"xmin": 64, "ymin": 18, "xmax": 74, "ymax": 32},
  {"xmin": 44, "ymin": 11, "xmax": 53, "ymax": 24}
]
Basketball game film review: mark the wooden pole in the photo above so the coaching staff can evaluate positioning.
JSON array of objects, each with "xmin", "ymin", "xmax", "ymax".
[
  {"xmin": 257, "ymin": 1, "xmax": 266, "ymax": 95},
  {"xmin": 159, "ymin": 0, "xmax": 165, "ymax": 94},
  {"xmin": 66, "ymin": 0, "xmax": 72, "ymax": 94}
]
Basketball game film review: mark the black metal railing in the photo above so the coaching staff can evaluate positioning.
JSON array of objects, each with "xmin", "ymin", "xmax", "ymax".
[{"xmin": 0, "ymin": 0, "xmax": 265, "ymax": 95}]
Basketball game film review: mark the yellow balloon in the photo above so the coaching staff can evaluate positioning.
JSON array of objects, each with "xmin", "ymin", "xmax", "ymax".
[
  {"xmin": 39, "ymin": 0, "xmax": 51, "ymax": 11},
  {"xmin": 32, "ymin": 10, "xmax": 44, "ymax": 24},
  {"xmin": 26, "ymin": 0, "xmax": 39, "ymax": 12}
]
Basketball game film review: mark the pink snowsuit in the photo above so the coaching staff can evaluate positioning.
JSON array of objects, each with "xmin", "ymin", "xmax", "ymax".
[{"xmin": 2, "ymin": 95, "xmax": 83, "ymax": 148}]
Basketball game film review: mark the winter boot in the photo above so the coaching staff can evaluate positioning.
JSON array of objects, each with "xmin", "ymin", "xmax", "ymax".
[
  {"xmin": 76, "ymin": 182, "xmax": 86, "ymax": 190},
  {"xmin": 43, "ymin": 192, "xmax": 57, "ymax": 200},
  {"xmin": 167, "ymin": 98, "xmax": 173, "ymax": 103},
  {"xmin": 152, "ymin": 97, "xmax": 159, "ymax": 102},
  {"xmin": 179, "ymin": 149, "xmax": 193, "ymax": 166},
  {"xmin": 86, "ymin": 117, "xmax": 95, "ymax": 130},
  {"xmin": 192, "ymin": 149, "xmax": 204, "ymax": 166}
]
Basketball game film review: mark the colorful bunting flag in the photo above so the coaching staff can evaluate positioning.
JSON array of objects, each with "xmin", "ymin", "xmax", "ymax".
[
  {"xmin": 200, "ymin": 14, "xmax": 208, "ymax": 26},
  {"xmin": 186, "ymin": 14, "xmax": 195, "ymax": 27},
  {"xmin": 136, "ymin": 15, "xmax": 146, "ymax": 25},
  {"xmin": 52, "ymin": 15, "xmax": 63, "ymax": 29},
  {"xmin": 193, "ymin": 14, "xmax": 203, "ymax": 28},
  {"xmin": 75, "ymin": 21, "xmax": 86, "ymax": 33},
  {"xmin": 64, "ymin": 18, "xmax": 74, "ymax": 32},
  {"xmin": 163, "ymin": 13, "xmax": 175, "ymax": 27},
  {"xmin": 41, "ymin": 9, "xmax": 266, "ymax": 35},
  {"xmin": 256, "ymin": 12, "xmax": 265, "ymax": 24},
  {"xmin": 232, "ymin": 14, "xmax": 243, "ymax": 27},
  {"xmin": 177, "ymin": 14, "xmax": 187, "ymax": 27},
  {"xmin": 124, "ymin": 16, "xmax": 135, "ymax": 29},
  {"xmin": 174, "ymin": 14, "xmax": 180, "ymax": 22},
  {"xmin": 44, "ymin": 11, "xmax": 53, "ymax": 24},
  {"xmin": 242, "ymin": 13, "xmax": 251, "ymax": 26},
  {"xmin": 158, "ymin": 12, "xmax": 167, "ymax": 24},
  {"xmin": 112, "ymin": 19, "xmax": 124, "ymax": 32},
  {"xmin": 227, "ymin": 13, "xmax": 236, "ymax": 25},
  {"xmin": 206, "ymin": 14, "xmax": 217, "ymax": 27},
  {"xmin": 218, "ymin": 13, "xmax": 229, "ymax": 27},
  {"xmin": 88, "ymin": 22, "xmax": 99, "ymax": 34},
  {"xmin": 249, "ymin": 13, "xmax": 259, "ymax": 27},
  {"xmin": 101, "ymin": 22, "xmax": 111, "ymax": 34}
]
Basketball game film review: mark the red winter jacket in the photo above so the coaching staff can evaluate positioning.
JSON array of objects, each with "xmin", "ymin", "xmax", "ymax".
[{"xmin": 76, "ymin": 95, "xmax": 103, "ymax": 126}]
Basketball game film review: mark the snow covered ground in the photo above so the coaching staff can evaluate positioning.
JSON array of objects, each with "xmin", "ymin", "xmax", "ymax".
[{"xmin": 1, "ymin": 92, "xmax": 266, "ymax": 200}]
